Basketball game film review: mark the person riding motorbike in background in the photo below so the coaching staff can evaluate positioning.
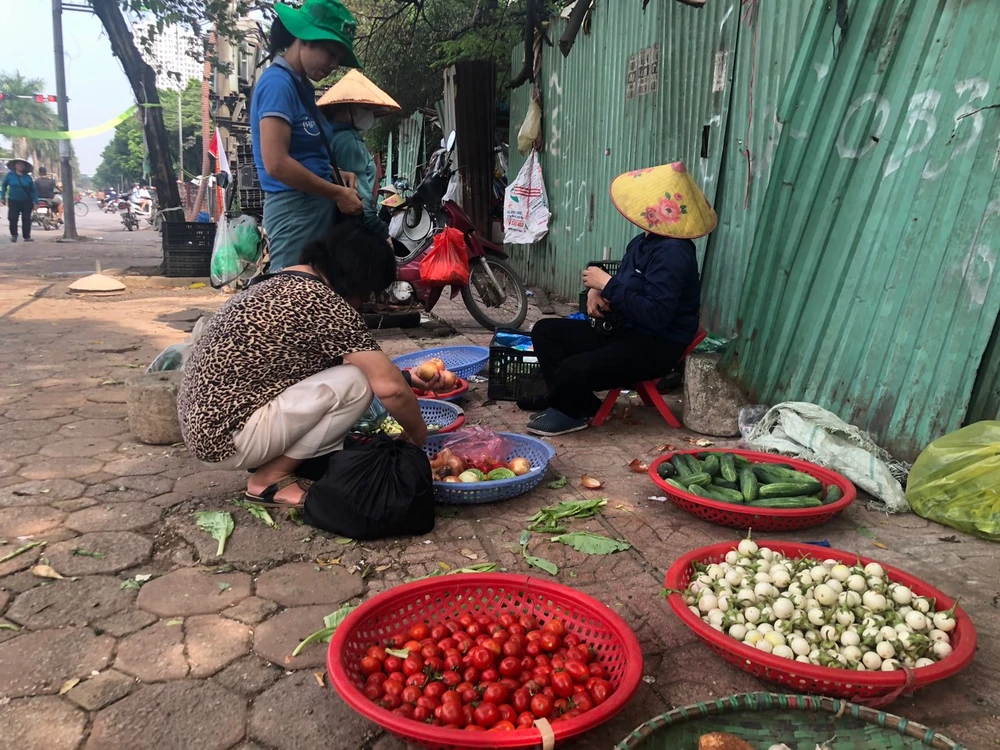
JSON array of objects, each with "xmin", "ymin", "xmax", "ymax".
[
  {"xmin": 319, "ymin": 69, "xmax": 401, "ymax": 240},
  {"xmin": 2, "ymin": 157, "xmax": 37, "ymax": 242},
  {"xmin": 35, "ymin": 167, "xmax": 62, "ymax": 221},
  {"xmin": 251, "ymin": 0, "xmax": 365, "ymax": 271}
]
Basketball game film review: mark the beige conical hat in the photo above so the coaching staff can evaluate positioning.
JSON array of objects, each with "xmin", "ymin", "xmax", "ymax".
[
  {"xmin": 317, "ymin": 70, "xmax": 401, "ymax": 115},
  {"xmin": 609, "ymin": 161, "xmax": 717, "ymax": 239}
]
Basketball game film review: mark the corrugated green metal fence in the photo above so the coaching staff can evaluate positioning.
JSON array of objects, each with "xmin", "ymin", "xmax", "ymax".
[
  {"xmin": 726, "ymin": 0, "xmax": 1000, "ymax": 459},
  {"xmin": 508, "ymin": 0, "xmax": 739, "ymax": 300}
]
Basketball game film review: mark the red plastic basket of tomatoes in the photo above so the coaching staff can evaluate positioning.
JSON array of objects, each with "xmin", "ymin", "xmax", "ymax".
[
  {"xmin": 327, "ymin": 573, "xmax": 644, "ymax": 749},
  {"xmin": 664, "ymin": 541, "xmax": 977, "ymax": 705},
  {"xmin": 648, "ymin": 449, "xmax": 856, "ymax": 531}
]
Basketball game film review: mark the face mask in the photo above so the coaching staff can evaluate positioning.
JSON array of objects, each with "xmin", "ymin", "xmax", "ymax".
[{"xmin": 351, "ymin": 107, "xmax": 376, "ymax": 133}]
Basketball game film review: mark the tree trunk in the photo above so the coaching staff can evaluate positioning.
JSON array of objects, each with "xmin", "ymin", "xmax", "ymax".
[{"xmin": 90, "ymin": 0, "xmax": 182, "ymax": 223}]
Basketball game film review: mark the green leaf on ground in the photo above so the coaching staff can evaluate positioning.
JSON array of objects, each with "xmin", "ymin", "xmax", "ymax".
[
  {"xmin": 523, "ymin": 552, "xmax": 558, "ymax": 576},
  {"xmin": 333, "ymin": 536, "xmax": 355, "ymax": 545},
  {"xmin": 518, "ymin": 530, "xmax": 530, "ymax": 546},
  {"xmin": 856, "ymin": 526, "xmax": 877, "ymax": 539},
  {"xmin": 0, "ymin": 541, "xmax": 44, "ymax": 564},
  {"xmin": 120, "ymin": 579, "xmax": 143, "ymax": 590},
  {"xmin": 527, "ymin": 498, "xmax": 607, "ymax": 533},
  {"xmin": 406, "ymin": 563, "xmax": 498, "ymax": 583},
  {"xmin": 0, "ymin": 623, "xmax": 20, "ymax": 631},
  {"xmin": 72, "ymin": 549, "xmax": 105, "ymax": 558},
  {"xmin": 550, "ymin": 531, "xmax": 631, "ymax": 555},
  {"xmin": 546, "ymin": 476, "xmax": 568, "ymax": 489},
  {"xmin": 288, "ymin": 508, "xmax": 305, "ymax": 526},
  {"xmin": 235, "ymin": 500, "xmax": 275, "ymax": 528},
  {"xmin": 218, "ymin": 582, "xmax": 231, "ymax": 593},
  {"xmin": 292, "ymin": 604, "xmax": 357, "ymax": 657},
  {"xmin": 194, "ymin": 511, "xmax": 234, "ymax": 556}
]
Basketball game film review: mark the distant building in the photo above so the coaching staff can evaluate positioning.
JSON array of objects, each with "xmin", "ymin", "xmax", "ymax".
[{"xmin": 132, "ymin": 22, "xmax": 202, "ymax": 91}]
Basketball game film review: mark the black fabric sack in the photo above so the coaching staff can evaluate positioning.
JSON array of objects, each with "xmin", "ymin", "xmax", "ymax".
[{"xmin": 303, "ymin": 435, "xmax": 435, "ymax": 540}]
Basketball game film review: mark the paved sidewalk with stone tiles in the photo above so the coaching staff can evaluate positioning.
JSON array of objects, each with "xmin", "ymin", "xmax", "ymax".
[{"xmin": 0, "ymin": 235, "xmax": 998, "ymax": 749}]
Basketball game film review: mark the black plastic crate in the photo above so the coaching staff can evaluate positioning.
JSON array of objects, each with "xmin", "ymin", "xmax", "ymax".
[
  {"xmin": 162, "ymin": 221, "xmax": 217, "ymax": 250},
  {"xmin": 488, "ymin": 329, "xmax": 545, "ymax": 401},
  {"xmin": 578, "ymin": 260, "xmax": 622, "ymax": 313},
  {"xmin": 164, "ymin": 247, "xmax": 212, "ymax": 278}
]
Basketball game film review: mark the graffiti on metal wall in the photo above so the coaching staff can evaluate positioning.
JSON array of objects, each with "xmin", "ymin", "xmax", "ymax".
[
  {"xmin": 626, "ymin": 44, "xmax": 660, "ymax": 101},
  {"xmin": 835, "ymin": 78, "xmax": 993, "ymax": 179}
]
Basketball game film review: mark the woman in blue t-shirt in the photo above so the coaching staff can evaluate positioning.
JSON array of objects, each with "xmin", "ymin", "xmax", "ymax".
[{"xmin": 252, "ymin": 0, "xmax": 364, "ymax": 270}]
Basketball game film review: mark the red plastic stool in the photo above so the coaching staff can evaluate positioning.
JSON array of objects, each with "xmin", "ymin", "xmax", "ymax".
[{"xmin": 591, "ymin": 328, "xmax": 707, "ymax": 428}]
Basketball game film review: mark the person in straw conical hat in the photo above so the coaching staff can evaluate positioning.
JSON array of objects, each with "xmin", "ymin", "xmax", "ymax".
[
  {"xmin": 319, "ymin": 69, "xmax": 401, "ymax": 239},
  {"xmin": 524, "ymin": 161, "xmax": 717, "ymax": 437},
  {"xmin": 2, "ymin": 157, "xmax": 38, "ymax": 243}
]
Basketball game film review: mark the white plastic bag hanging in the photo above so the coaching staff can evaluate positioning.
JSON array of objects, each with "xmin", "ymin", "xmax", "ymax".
[{"xmin": 503, "ymin": 151, "xmax": 550, "ymax": 245}]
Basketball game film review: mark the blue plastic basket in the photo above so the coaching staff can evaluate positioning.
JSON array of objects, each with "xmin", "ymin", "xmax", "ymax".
[
  {"xmin": 423, "ymin": 431, "xmax": 557, "ymax": 505},
  {"xmin": 417, "ymin": 399, "xmax": 465, "ymax": 434},
  {"xmin": 392, "ymin": 346, "xmax": 490, "ymax": 380}
]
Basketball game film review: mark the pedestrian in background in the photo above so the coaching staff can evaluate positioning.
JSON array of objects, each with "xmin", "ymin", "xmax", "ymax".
[
  {"xmin": 252, "ymin": 0, "xmax": 365, "ymax": 271},
  {"xmin": 1, "ymin": 158, "xmax": 37, "ymax": 243}
]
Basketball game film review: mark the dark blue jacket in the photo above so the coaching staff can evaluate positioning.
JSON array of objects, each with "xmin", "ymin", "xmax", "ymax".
[
  {"xmin": 1, "ymin": 172, "xmax": 37, "ymax": 204},
  {"xmin": 600, "ymin": 233, "xmax": 701, "ymax": 345}
]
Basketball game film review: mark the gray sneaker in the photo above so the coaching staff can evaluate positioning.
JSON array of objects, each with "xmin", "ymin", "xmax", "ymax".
[
  {"xmin": 526, "ymin": 408, "xmax": 589, "ymax": 437},
  {"xmin": 23, "ymin": 237, "xmax": 33, "ymax": 242}
]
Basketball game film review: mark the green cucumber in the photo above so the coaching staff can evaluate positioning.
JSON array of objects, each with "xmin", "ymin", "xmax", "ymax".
[
  {"xmin": 719, "ymin": 454, "xmax": 738, "ymax": 483},
  {"xmin": 749, "ymin": 496, "xmax": 823, "ymax": 509},
  {"xmin": 739, "ymin": 466, "xmax": 760, "ymax": 503},
  {"xmin": 824, "ymin": 484, "xmax": 843, "ymax": 503},
  {"xmin": 657, "ymin": 461, "xmax": 676, "ymax": 479},
  {"xmin": 665, "ymin": 478, "xmax": 688, "ymax": 492},
  {"xmin": 681, "ymin": 454, "xmax": 703, "ymax": 474},
  {"xmin": 681, "ymin": 472, "xmax": 712, "ymax": 488},
  {"xmin": 701, "ymin": 454, "xmax": 721, "ymax": 477},
  {"xmin": 758, "ymin": 480, "xmax": 823, "ymax": 498},
  {"xmin": 691, "ymin": 484, "xmax": 744, "ymax": 503},
  {"xmin": 712, "ymin": 477, "xmax": 739, "ymax": 490},
  {"xmin": 670, "ymin": 455, "xmax": 694, "ymax": 479}
]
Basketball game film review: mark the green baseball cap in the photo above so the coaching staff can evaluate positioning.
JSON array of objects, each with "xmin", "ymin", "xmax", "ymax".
[{"xmin": 274, "ymin": 0, "xmax": 361, "ymax": 69}]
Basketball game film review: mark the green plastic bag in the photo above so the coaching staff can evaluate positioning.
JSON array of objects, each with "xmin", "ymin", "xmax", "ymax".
[{"xmin": 906, "ymin": 421, "xmax": 1000, "ymax": 541}]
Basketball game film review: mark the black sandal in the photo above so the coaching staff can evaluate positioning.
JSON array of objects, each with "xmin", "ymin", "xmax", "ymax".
[{"xmin": 244, "ymin": 476, "xmax": 308, "ymax": 508}]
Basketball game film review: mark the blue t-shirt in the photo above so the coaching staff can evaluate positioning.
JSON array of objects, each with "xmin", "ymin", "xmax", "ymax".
[{"xmin": 251, "ymin": 57, "xmax": 333, "ymax": 194}]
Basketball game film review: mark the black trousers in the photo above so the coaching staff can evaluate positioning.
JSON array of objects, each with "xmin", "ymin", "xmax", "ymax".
[
  {"xmin": 531, "ymin": 318, "xmax": 690, "ymax": 419},
  {"xmin": 7, "ymin": 200, "xmax": 32, "ymax": 240}
]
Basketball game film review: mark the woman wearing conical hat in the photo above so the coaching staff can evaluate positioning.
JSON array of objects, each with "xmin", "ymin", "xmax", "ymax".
[
  {"xmin": 524, "ymin": 162, "xmax": 716, "ymax": 437},
  {"xmin": 319, "ymin": 70, "xmax": 401, "ymax": 239}
]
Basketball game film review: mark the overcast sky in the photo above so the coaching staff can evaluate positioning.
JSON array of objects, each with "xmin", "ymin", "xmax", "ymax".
[{"xmin": 0, "ymin": 0, "xmax": 135, "ymax": 174}]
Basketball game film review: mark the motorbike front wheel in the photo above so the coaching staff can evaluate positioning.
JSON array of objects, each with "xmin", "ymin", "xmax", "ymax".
[{"xmin": 461, "ymin": 255, "xmax": 529, "ymax": 331}]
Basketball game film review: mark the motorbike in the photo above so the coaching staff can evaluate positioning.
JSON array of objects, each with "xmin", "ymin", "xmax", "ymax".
[
  {"xmin": 118, "ymin": 200, "xmax": 140, "ymax": 231},
  {"xmin": 32, "ymin": 200, "xmax": 62, "ymax": 231},
  {"xmin": 381, "ymin": 131, "xmax": 529, "ymax": 331},
  {"xmin": 100, "ymin": 194, "xmax": 119, "ymax": 212}
]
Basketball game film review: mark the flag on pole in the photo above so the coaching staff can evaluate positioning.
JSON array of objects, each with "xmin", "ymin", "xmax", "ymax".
[{"xmin": 208, "ymin": 128, "xmax": 230, "ymax": 176}]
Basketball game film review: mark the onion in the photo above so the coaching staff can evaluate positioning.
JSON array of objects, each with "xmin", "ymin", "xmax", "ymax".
[
  {"xmin": 445, "ymin": 455, "xmax": 467, "ymax": 476},
  {"xmin": 414, "ymin": 362, "xmax": 439, "ymax": 381},
  {"xmin": 508, "ymin": 457, "xmax": 532, "ymax": 475},
  {"xmin": 443, "ymin": 476, "xmax": 461, "ymax": 483},
  {"xmin": 457, "ymin": 470, "xmax": 481, "ymax": 483}
]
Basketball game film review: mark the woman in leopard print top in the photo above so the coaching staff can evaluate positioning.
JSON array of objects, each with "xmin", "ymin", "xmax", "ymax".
[{"xmin": 178, "ymin": 223, "xmax": 446, "ymax": 507}]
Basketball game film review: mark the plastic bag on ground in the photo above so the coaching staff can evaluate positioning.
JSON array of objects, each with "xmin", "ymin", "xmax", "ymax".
[
  {"xmin": 419, "ymin": 227, "xmax": 470, "ymax": 287},
  {"xmin": 443, "ymin": 426, "xmax": 510, "ymax": 465},
  {"xmin": 503, "ymin": 151, "xmax": 550, "ymax": 245},
  {"xmin": 693, "ymin": 332, "xmax": 730, "ymax": 354},
  {"xmin": 145, "ymin": 314, "xmax": 213, "ymax": 373},
  {"xmin": 303, "ymin": 435, "xmax": 435, "ymax": 540},
  {"xmin": 746, "ymin": 401, "xmax": 909, "ymax": 513},
  {"xmin": 906, "ymin": 421, "xmax": 1000, "ymax": 541},
  {"xmin": 738, "ymin": 404, "xmax": 769, "ymax": 441}
]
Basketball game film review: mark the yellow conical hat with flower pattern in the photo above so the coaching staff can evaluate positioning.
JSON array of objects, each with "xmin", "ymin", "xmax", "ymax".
[{"xmin": 609, "ymin": 161, "xmax": 717, "ymax": 239}]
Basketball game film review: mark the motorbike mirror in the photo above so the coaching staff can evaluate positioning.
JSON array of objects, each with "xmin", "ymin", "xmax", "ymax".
[{"xmin": 446, "ymin": 131, "xmax": 457, "ymax": 151}]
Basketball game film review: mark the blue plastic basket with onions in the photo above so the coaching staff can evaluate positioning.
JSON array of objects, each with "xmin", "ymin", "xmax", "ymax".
[
  {"xmin": 391, "ymin": 345, "xmax": 490, "ymax": 380},
  {"xmin": 422, "ymin": 431, "xmax": 556, "ymax": 505}
]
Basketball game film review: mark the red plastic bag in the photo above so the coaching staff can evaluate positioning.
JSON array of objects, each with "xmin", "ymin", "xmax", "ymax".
[
  {"xmin": 443, "ymin": 426, "xmax": 510, "ymax": 465},
  {"xmin": 419, "ymin": 227, "xmax": 470, "ymax": 287}
]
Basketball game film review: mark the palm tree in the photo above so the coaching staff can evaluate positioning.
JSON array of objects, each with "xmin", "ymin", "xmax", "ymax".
[{"xmin": 0, "ymin": 71, "xmax": 62, "ymax": 170}]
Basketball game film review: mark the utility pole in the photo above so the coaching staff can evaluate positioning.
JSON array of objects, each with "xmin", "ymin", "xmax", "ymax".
[
  {"xmin": 52, "ymin": 0, "xmax": 77, "ymax": 240},
  {"xmin": 176, "ymin": 35, "xmax": 184, "ymax": 181}
]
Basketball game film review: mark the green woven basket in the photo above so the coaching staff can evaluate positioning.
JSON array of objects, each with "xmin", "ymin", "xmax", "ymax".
[{"xmin": 614, "ymin": 693, "xmax": 966, "ymax": 750}]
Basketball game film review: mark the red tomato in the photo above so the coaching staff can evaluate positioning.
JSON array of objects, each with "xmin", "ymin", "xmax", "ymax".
[
  {"xmin": 477, "ymin": 613, "xmax": 494, "ymax": 628},
  {"xmin": 444, "ymin": 654, "xmax": 462, "ymax": 671},
  {"xmin": 458, "ymin": 613, "xmax": 475, "ymax": 628},
  {"xmin": 466, "ymin": 622, "xmax": 483, "ymax": 638},
  {"xmin": 406, "ymin": 673, "xmax": 428, "ymax": 688},
  {"xmin": 525, "ymin": 640, "xmax": 542, "ymax": 657},
  {"xmin": 430, "ymin": 624, "xmax": 449, "ymax": 641},
  {"xmin": 502, "ymin": 639, "xmax": 524, "ymax": 658},
  {"xmin": 460, "ymin": 687, "xmax": 479, "ymax": 705},
  {"xmin": 530, "ymin": 693, "xmax": 554, "ymax": 719},
  {"xmin": 439, "ymin": 700, "xmax": 466, "ymax": 727},
  {"xmin": 401, "ymin": 685, "xmax": 422, "ymax": 704},
  {"xmin": 490, "ymin": 720, "xmax": 516, "ymax": 731},
  {"xmin": 359, "ymin": 656, "xmax": 382, "ymax": 676},
  {"xmin": 412, "ymin": 705, "xmax": 431, "ymax": 722},
  {"xmin": 512, "ymin": 689, "xmax": 531, "ymax": 713},
  {"xmin": 387, "ymin": 671, "xmax": 405, "ymax": 684},
  {"xmin": 456, "ymin": 682, "xmax": 474, "ymax": 693},
  {"xmin": 539, "ymin": 632, "xmax": 562, "ymax": 653},
  {"xmin": 416, "ymin": 695, "xmax": 440, "ymax": 711},
  {"xmin": 424, "ymin": 681, "xmax": 447, "ymax": 700},
  {"xmin": 383, "ymin": 656, "xmax": 403, "ymax": 674},
  {"xmin": 383, "ymin": 680, "xmax": 404, "ymax": 698},
  {"xmin": 500, "ymin": 678, "xmax": 521, "ymax": 693},
  {"xmin": 465, "ymin": 725, "xmax": 486, "ymax": 732},
  {"xmin": 424, "ymin": 657, "xmax": 445, "ymax": 673},
  {"xmin": 520, "ymin": 656, "xmax": 535, "ymax": 671},
  {"xmin": 509, "ymin": 623, "xmax": 526, "ymax": 637},
  {"xmin": 558, "ymin": 708, "xmax": 582, "ymax": 722},
  {"xmin": 462, "ymin": 666, "xmax": 480, "ymax": 684},
  {"xmin": 553, "ymin": 698, "xmax": 570, "ymax": 715},
  {"xmin": 542, "ymin": 619, "xmax": 565, "ymax": 637},
  {"xmin": 409, "ymin": 623, "xmax": 430, "ymax": 641},
  {"xmin": 517, "ymin": 711, "xmax": 535, "ymax": 728},
  {"xmin": 551, "ymin": 656, "xmax": 565, "ymax": 670},
  {"xmin": 480, "ymin": 668, "xmax": 498, "ymax": 683},
  {"xmin": 551, "ymin": 671, "xmax": 575, "ymax": 698},
  {"xmin": 421, "ymin": 644, "xmax": 442, "ymax": 661},
  {"xmin": 572, "ymin": 691, "xmax": 595, "ymax": 713},
  {"xmin": 498, "ymin": 704, "xmax": 517, "ymax": 723},
  {"xmin": 482, "ymin": 638, "xmax": 502, "ymax": 658},
  {"xmin": 442, "ymin": 670, "xmax": 461, "ymax": 687},
  {"xmin": 441, "ymin": 689, "xmax": 462, "ymax": 704},
  {"xmin": 522, "ymin": 680, "xmax": 542, "ymax": 695},
  {"xmin": 473, "ymin": 701, "xmax": 501, "ymax": 728},
  {"xmin": 392, "ymin": 703, "xmax": 414, "ymax": 719},
  {"xmin": 588, "ymin": 662, "xmax": 606, "ymax": 678},
  {"xmin": 366, "ymin": 672, "xmax": 387, "ymax": 686},
  {"xmin": 381, "ymin": 694, "xmax": 402, "ymax": 710},
  {"xmin": 492, "ymin": 629, "xmax": 509, "ymax": 645},
  {"xmin": 469, "ymin": 647, "xmax": 493, "ymax": 671},
  {"xmin": 390, "ymin": 633, "xmax": 408, "ymax": 648},
  {"xmin": 402, "ymin": 655, "xmax": 424, "ymax": 676},
  {"xmin": 482, "ymin": 683, "xmax": 509, "ymax": 705},
  {"xmin": 525, "ymin": 630, "xmax": 542, "ymax": 642},
  {"xmin": 520, "ymin": 615, "xmax": 539, "ymax": 631},
  {"xmin": 447, "ymin": 620, "xmax": 463, "ymax": 634},
  {"xmin": 366, "ymin": 646, "xmax": 387, "ymax": 662},
  {"xmin": 565, "ymin": 660, "xmax": 590, "ymax": 683},
  {"xmin": 363, "ymin": 684, "xmax": 383, "ymax": 701},
  {"xmin": 404, "ymin": 640, "xmax": 422, "ymax": 653},
  {"xmin": 438, "ymin": 638, "xmax": 457, "ymax": 651},
  {"xmin": 589, "ymin": 679, "xmax": 612, "ymax": 705},
  {"xmin": 532, "ymin": 670, "xmax": 551, "ymax": 688},
  {"xmin": 535, "ymin": 654, "xmax": 550, "ymax": 667},
  {"xmin": 563, "ymin": 633, "xmax": 581, "ymax": 649},
  {"xmin": 497, "ymin": 613, "xmax": 515, "ymax": 628}
]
